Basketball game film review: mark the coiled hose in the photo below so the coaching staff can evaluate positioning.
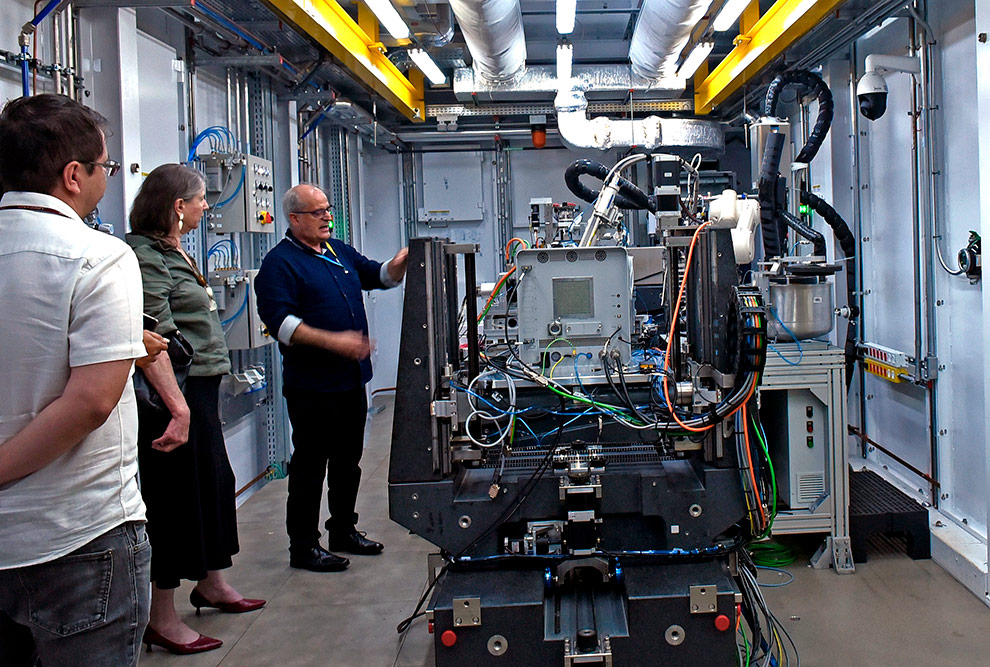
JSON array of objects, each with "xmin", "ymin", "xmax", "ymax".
[
  {"xmin": 764, "ymin": 69, "xmax": 834, "ymax": 164},
  {"xmin": 800, "ymin": 190, "xmax": 858, "ymax": 385},
  {"xmin": 564, "ymin": 159, "xmax": 658, "ymax": 212}
]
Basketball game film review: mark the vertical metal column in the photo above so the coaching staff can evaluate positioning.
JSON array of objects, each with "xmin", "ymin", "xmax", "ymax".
[
  {"xmin": 401, "ymin": 151, "xmax": 418, "ymax": 243},
  {"xmin": 494, "ymin": 145, "xmax": 512, "ymax": 270},
  {"xmin": 463, "ymin": 250, "xmax": 480, "ymax": 381},
  {"xmin": 444, "ymin": 252, "xmax": 461, "ymax": 373},
  {"xmin": 326, "ymin": 128, "xmax": 352, "ymax": 243}
]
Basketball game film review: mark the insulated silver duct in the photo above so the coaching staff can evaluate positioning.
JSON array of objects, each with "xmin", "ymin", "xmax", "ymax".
[
  {"xmin": 629, "ymin": 0, "xmax": 713, "ymax": 81},
  {"xmin": 554, "ymin": 89, "xmax": 723, "ymax": 153},
  {"xmin": 448, "ymin": 0, "xmax": 526, "ymax": 83}
]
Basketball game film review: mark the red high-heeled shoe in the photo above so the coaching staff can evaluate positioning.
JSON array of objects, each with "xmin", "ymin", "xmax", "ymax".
[
  {"xmin": 143, "ymin": 626, "xmax": 223, "ymax": 654},
  {"xmin": 190, "ymin": 588, "xmax": 267, "ymax": 614}
]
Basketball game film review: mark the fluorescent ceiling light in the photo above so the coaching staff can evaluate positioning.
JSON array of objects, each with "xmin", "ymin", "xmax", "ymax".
[
  {"xmin": 556, "ymin": 0, "xmax": 576, "ymax": 34},
  {"xmin": 409, "ymin": 49, "xmax": 446, "ymax": 85},
  {"xmin": 363, "ymin": 0, "xmax": 410, "ymax": 40},
  {"xmin": 712, "ymin": 0, "xmax": 751, "ymax": 32},
  {"xmin": 676, "ymin": 41, "xmax": 714, "ymax": 79},
  {"xmin": 556, "ymin": 43, "xmax": 573, "ymax": 84}
]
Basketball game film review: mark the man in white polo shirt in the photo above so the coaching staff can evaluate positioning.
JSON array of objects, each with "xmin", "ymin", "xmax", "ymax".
[{"xmin": 0, "ymin": 94, "xmax": 151, "ymax": 666}]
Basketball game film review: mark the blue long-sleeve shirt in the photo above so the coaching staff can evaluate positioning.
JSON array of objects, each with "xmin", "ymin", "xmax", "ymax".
[{"xmin": 254, "ymin": 231, "xmax": 396, "ymax": 394}]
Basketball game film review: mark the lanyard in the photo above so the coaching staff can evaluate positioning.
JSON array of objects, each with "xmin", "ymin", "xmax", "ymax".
[
  {"xmin": 0, "ymin": 204, "xmax": 72, "ymax": 219},
  {"xmin": 317, "ymin": 242, "xmax": 344, "ymax": 268}
]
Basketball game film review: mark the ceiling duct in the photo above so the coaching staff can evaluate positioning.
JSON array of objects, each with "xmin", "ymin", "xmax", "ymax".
[
  {"xmin": 414, "ymin": 3, "xmax": 455, "ymax": 48},
  {"xmin": 629, "ymin": 0, "xmax": 713, "ymax": 81},
  {"xmin": 448, "ymin": 0, "xmax": 527, "ymax": 83},
  {"xmin": 554, "ymin": 89, "xmax": 723, "ymax": 154},
  {"xmin": 453, "ymin": 64, "xmax": 683, "ymax": 102}
]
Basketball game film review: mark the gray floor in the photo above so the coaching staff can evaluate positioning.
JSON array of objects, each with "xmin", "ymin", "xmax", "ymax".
[{"xmin": 141, "ymin": 398, "xmax": 990, "ymax": 666}]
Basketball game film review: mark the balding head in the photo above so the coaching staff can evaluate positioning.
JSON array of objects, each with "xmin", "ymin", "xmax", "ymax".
[
  {"xmin": 283, "ymin": 183, "xmax": 333, "ymax": 251},
  {"xmin": 283, "ymin": 183, "xmax": 325, "ymax": 219}
]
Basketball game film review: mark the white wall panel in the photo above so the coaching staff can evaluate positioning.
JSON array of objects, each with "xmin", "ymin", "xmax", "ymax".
[
  {"xmin": 929, "ymin": 1, "xmax": 986, "ymax": 533},
  {"xmin": 136, "ymin": 31, "xmax": 181, "ymax": 171},
  {"xmin": 359, "ymin": 145, "xmax": 404, "ymax": 394}
]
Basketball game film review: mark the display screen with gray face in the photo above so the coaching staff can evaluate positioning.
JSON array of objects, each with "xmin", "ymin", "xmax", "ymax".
[{"xmin": 553, "ymin": 277, "xmax": 594, "ymax": 319}]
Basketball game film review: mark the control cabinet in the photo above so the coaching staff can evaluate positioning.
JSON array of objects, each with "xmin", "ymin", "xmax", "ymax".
[
  {"xmin": 210, "ymin": 268, "xmax": 272, "ymax": 349},
  {"xmin": 202, "ymin": 153, "xmax": 276, "ymax": 234},
  {"xmin": 762, "ymin": 388, "xmax": 827, "ymax": 508}
]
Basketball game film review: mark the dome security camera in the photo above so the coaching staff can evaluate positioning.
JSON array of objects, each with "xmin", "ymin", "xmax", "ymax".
[
  {"xmin": 856, "ymin": 70, "xmax": 888, "ymax": 121},
  {"xmin": 856, "ymin": 54, "xmax": 920, "ymax": 121}
]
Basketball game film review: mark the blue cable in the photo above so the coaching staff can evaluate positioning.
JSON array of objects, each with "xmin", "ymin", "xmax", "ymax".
[
  {"xmin": 768, "ymin": 306, "xmax": 803, "ymax": 365},
  {"xmin": 221, "ymin": 290, "xmax": 249, "ymax": 327},
  {"xmin": 214, "ymin": 165, "xmax": 245, "ymax": 209},
  {"xmin": 755, "ymin": 565, "xmax": 794, "ymax": 587}
]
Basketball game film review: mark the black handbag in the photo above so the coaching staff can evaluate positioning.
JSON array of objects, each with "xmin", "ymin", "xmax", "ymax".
[{"xmin": 133, "ymin": 330, "xmax": 195, "ymax": 416}]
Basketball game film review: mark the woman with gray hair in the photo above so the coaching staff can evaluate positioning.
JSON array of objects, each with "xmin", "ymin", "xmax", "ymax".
[{"xmin": 127, "ymin": 164, "xmax": 264, "ymax": 655}]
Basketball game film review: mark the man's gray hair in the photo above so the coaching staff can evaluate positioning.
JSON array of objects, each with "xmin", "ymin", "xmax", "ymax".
[{"xmin": 283, "ymin": 183, "xmax": 325, "ymax": 218}]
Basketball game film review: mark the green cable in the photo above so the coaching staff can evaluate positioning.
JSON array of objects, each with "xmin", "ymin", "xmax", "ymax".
[
  {"xmin": 739, "ymin": 622, "xmax": 750, "ymax": 666},
  {"xmin": 751, "ymin": 413, "xmax": 778, "ymax": 538},
  {"xmin": 749, "ymin": 541, "xmax": 796, "ymax": 567},
  {"xmin": 540, "ymin": 337, "xmax": 575, "ymax": 375}
]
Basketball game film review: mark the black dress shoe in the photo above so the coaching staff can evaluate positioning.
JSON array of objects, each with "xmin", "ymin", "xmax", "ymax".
[
  {"xmin": 289, "ymin": 545, "xmax": 350, "ymax": 572},
  {"xmin": 327, "ymin": 530, "xmax": 384, "ymax": 555}
]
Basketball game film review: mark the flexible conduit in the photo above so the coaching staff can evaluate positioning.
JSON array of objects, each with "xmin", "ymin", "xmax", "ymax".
[{"xmin": 763, "ymin": 69, "xmax": 834, "ymax": 164}]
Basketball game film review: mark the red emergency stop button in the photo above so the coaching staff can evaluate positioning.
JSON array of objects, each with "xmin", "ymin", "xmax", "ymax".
[
  {"xmin": 441, "ymin": 630, "xmax": 457, "ymax": 647},
  {"xmin": 258, "ymin": 211, "xmax": 273, "ymax": 225},
  {"xmin": 714, "ymin": 614, "xmax": 731, "ymax": 632}
]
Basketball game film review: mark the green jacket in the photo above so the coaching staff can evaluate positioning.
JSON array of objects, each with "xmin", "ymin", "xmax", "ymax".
[{"xmin": 126, "ymin": 233, "xmax": 231, "ymax": 377}]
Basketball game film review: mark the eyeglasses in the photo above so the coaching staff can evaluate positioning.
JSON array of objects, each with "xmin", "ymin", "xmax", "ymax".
[
  {"xmin": 293, "ymin": 207, "xmax": 333, "ymax": 218},
  {"xmin": 84, "ymin": 159, "xmax": 121, "ymax": 177}
]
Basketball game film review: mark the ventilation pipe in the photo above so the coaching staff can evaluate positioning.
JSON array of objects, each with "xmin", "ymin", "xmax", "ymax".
[
  {"xmin": 448, "ymin": 0, "xmax": 526, "ymax": 83},
  {"xmin": 629, "ymin": 0, "xmax": 714, "ymax": 81}
]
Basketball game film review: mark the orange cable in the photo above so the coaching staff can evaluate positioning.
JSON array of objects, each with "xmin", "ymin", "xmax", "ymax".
[
  {"xmin": 504, "ymin": 237, "xmax": 529, "ymax": 263},
  {"xmin": 741, "ymin": 403, "xmax": 767, "ymax": 531},
  {"xmin": 477, "ymin": 265, "xmax": 517, "ymax": 323},
  {"xmin": 661, "ymin": 221, "xmax": 713, "ymax": 432}
]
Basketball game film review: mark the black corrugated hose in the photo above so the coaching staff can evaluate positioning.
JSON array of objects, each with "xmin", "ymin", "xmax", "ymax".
[
  {"xmin": 781, "ymin": 210, "xmax": 827, "ymax": 257},
  {"xmin": 757, "ymin": 131, "xmax": 787, "ymax": 259},
  {"xmin": 800, "ymin": 190, "xmax": 859, "ymax": 386},
  {"xmin": 564, "ymin": 159, "xmax": 658, "ymax": 212},
  {"xmin": 763, "ymin": 69, "xmax": 834, "ymax": 164}
]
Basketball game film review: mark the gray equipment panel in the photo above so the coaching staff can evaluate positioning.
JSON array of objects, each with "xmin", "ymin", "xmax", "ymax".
[{"xmin": 514, "ymin": 247, "xmax": 634, "ymax": 367}]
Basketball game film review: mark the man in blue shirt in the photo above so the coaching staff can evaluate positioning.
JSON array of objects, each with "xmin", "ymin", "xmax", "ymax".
[{"xmin": 255, "ymin": 184, "xmax": 407, "ymax": 572}]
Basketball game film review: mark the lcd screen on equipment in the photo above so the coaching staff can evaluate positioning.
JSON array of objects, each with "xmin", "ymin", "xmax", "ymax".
[{"xmin": 553, "ymin": 277, "xmax": 594, "ymax": 319}]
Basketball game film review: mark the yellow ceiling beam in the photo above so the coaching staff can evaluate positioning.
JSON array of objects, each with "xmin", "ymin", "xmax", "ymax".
[
  {"xmin": 694, "ymin": 0, "xmax": 845, "ymax": 115},
  {"xmin": 261, "ymin": 0, "xmax": 425, "ymax": 121}
]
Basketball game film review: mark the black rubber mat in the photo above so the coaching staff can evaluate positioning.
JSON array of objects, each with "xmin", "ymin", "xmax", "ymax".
[{"xmin": 849, "ymin": 469, "xmax": 931, "ymax": 563}]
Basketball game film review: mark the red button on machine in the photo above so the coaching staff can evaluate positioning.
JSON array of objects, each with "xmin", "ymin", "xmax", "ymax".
[
  {"xmin": 441, "ymin": 630, "xmax": 458, "ymax": 647},
  {"xmin": 714, "ymin": 614, "xmax": 731, "ymax": 632}
]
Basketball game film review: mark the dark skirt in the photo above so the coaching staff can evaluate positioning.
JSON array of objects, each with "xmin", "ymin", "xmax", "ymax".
[{"xmin": 137, "ymin": 375, "xmax": 239, "ymax": 589}]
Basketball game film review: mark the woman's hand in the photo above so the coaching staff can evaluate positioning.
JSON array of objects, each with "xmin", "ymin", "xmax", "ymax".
[{"xmin": 136, "ymin": 330, "xmax": 168, "ymax": 369}]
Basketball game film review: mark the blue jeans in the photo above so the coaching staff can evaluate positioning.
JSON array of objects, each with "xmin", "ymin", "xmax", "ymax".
[{"xmin": 0, "ymin": 521, "xmax": 151, "ymax": 667}]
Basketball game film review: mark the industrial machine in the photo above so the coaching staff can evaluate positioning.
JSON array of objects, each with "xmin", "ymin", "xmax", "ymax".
[{"xmin": 387, "ymin": 141, "xmax": 807, "ymax": 664}]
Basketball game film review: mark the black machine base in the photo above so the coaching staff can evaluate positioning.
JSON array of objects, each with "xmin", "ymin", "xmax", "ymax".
[{"xmin": 428, "ymin": 558, "xmax": 741, "ymax": 666}]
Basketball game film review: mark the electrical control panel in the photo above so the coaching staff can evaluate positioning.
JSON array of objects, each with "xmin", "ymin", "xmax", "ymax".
[
  {"xmin": 763, "ymin": 388, "xmax": 828, "ymax": 509},
  {"xmin": 201, "ymin": 153, "xmax": 276, "ymax": 234},
  {"xmin": 210, "ymin": 268, "xmax": 272, "ymax": 349},
  {"xmin": 513, "ymin": 246, "xmax": 634, "ymax": 368}
]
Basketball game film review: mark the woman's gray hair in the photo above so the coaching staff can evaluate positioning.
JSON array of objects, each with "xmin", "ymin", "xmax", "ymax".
[
  {"xmin": 129, "ymin": 164, "xmax": 205, "ymax": 239},
  {"xmin": 283, "ymin": 183, "xmax": 324, "ymax": 218}
]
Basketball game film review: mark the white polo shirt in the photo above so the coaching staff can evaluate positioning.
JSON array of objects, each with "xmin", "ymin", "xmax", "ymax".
[{"xmin": 0, "ymin": 191, "xmax": 147, "ymax": 569}]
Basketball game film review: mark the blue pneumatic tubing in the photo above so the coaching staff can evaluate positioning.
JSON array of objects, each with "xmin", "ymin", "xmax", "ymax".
[
  {"xmin": 20, "ymin": 43, "xmax": 29, "ymax": 97},
  {"xmin": 31, "ymin": 0, "xmax": 63, "ymax": 27}
]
